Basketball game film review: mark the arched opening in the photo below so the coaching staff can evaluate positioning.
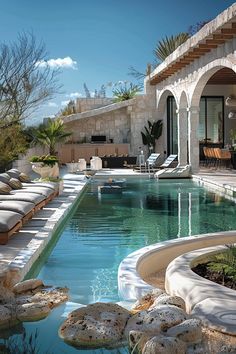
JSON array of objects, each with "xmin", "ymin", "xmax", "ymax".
[
  {"xmin": 191, "ymin": 65, "xmax": 236, "ymax": 164},
  {"xmin": 157, "ymin": 89, "xmax": 179, "ymax": 156}
]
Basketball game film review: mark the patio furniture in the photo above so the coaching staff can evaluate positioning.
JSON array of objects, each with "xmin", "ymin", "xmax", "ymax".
[
  {"xmin": 0, "ymin": 210, "xmax": 23, "ymax": 245},
  {"xmin": 146, "ymin": 153, "xmax": 161, "ymax": 173},
  {"xmin": 0, "ymin": 193, "xmax": 46, "ymax": 212},
  {"xmin": 155, "ymin": 165, "xmax": 191, "ymax": 179},
  {"xmin": 133, "ymin": 153, "xmax": 161, "ymax": 172},
  {"xmin": 0, "ymin": 200, "xmax": 35, "ymax": 223},
  {"xmin": 159, "ymin": 154, "xmax": 178, "ymax": 169}
]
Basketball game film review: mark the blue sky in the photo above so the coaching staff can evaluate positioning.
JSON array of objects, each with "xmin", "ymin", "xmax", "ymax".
[{"xmin": 0, "ymin": 0, "xmax": 235, "ymax": 124}]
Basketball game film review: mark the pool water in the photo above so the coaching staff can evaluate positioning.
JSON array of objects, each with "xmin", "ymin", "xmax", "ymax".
[{"xmin": 2, "ymin": 178, "xmax": 236, "ymax": 353}]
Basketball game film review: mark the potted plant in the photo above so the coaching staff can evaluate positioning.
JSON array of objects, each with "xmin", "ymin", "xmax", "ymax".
[
  {"xmin": 141, "ymin": 119, "xmax": 163, "ymax": 154},
  {"xmin": 28, "ymin": 118, "xmax": 72, "ymax": 178},
  {"xmin": 29, "ymin": 155, "xmax": 59, "ymax": 179}
]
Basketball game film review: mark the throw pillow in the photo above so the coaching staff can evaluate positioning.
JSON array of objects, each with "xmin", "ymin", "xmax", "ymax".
[
  {"xmin": 8, "ymin": 178, "xmax": 23, "ymax": 189},
  {"xmin": 0, "ymin": 181, "xmax": 12, "ymax": 194},
  {"xmin": 0, "ymin": 173, "xmax": 11, "ymax": 184},
  {"xmin": 18, "ymin": 172, "xmax": 31, "ymax": 183},
  {"xmin": 7, "ymin": 169, "xmax": 21, "ymax": 178}
]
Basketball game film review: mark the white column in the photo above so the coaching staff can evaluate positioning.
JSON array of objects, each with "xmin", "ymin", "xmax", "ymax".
[
  {"xmin": 176, "ymin": 108, "xmax": 188, "ymax": 166},
  {"xmin": 188, "ymin": 106, "xmax": 200, "ymax": 173}
]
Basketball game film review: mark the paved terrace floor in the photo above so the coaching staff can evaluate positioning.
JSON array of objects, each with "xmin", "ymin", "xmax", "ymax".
[{"xmin": 0, "ymin": 166, "xmax": 236, "ymax": 286}]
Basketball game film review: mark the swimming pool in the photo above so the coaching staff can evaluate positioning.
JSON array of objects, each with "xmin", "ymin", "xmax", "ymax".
[{"xmin": 3, "ymin": 178, "xmax": 236, "ymax": 353}]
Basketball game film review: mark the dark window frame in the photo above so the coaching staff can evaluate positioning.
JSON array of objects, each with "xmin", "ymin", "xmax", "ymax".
[{"xmin": 200, "ymin": 96, "xmax": 224, "ymax": 146}]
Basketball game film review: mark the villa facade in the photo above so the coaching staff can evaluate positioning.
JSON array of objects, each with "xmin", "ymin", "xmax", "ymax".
[{"xmin": 62, "ymin": 3, "xmax": 236, "ymax": 173}]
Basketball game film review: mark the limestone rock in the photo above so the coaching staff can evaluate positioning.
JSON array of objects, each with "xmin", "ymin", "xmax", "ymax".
[
  {"xmin": 0, "ymin": 285, "xmax": 15, "ymax": 304},
  {"xmin": 13, "ymin": 279, "xmax": 44, "ymax": 294},
  {"xmin": 30, "ymin": 287, "xmax": 69, "ymax": 308},
  {"xmin": 142, "ymin": 335, "xmax": 187, "ymax": 354},
  {"xmin": 128, "ymin": 330, "xmax": 153, "ymax": 353},
  {"xmin": 187, "ymin": 343, "xmax": 206, "ymax": 354},
  {"xmin": 59, "ymin": 302, "xmax": 131, "ymax": 348},
  {"xmin": 167, "ymin": 319, "xmax": 202, "ymax": 344},
  {"xmin": 125, "ymin": 305, "xmax": 188, "ymax": 336},
  {"xmin": 131, "ymin": 288, "xmax": 164, "ymax": 313},
  {"xmin": 218, "ymin": 345, "xmax": 236, "ymax": 353},
  {"xmin": 150, "ymin": 294, "xmax": 185, "ymax": 311},
  {"xmin": 16, "ymin": 302, "xmax": 51, "ymax": 321},
  {"xmin": 125, "ymin": 310, "xmax": 161, "ymax": 336},
  {"xmin": 0, "ymin": 305, "xmax": 18, "ymax": 329}
]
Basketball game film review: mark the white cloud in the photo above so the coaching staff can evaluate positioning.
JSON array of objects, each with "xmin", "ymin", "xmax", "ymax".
[
  {"xmin": 36, "ymin": 56, "xmax": 78, "ymax": 70},
  {"xmin": 61, "ymin": 100, "xmax": 70, "ymax": 106},
  {"xmin": 48, "ymin": 102, "xmax": 58, "ymax": 107},
  {"xmin": 66, "ymin": 92, "xmax": 82, "ymax": 99}
]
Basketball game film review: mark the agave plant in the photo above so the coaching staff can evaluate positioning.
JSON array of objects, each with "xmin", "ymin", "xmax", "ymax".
[
  {"xmin": 153, "ymin": 33, "xmax": 190, "ymax": 62},
  {"xmin": 207, "ymin": 244, "xmax": 236, "ymax": 286},
  {"xmin": 112, "ymin": 82, "xmax": 142, "ymax": 102},
  {"xmin": 141, "ymin": 120, "xmax": 163, "ymax": 154}
]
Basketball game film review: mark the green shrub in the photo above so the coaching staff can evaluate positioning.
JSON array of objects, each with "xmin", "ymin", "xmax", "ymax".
[{"xmin": 29, "ymin": 155, "xmax": 58, "ymax": 167}]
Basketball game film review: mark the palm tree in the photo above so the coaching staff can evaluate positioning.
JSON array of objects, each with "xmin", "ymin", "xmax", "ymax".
[{"xmin": 32, "ymin": 118, "xmax": 72, "ymax": 155}]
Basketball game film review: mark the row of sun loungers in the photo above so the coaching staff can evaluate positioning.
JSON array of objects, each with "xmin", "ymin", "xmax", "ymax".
[{"xmin": 0, "ymin": 169, "xmax": 59, "ymax": 245}]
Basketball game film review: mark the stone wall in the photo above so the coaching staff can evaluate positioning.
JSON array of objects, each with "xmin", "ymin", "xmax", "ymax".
[
  {"xmin": 65, "ymin": 106, "xmax": 131, "ymax": 145},
  {"xmin": 75, "ymin": 98, "xmax": 114, "ymax": 113}
]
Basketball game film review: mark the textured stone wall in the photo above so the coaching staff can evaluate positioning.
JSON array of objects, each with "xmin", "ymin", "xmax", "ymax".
[
  {"xmin": 75, "ymin": 98, "xmax": 114, "ymax": 113},
  {"xmin": 65, "ymin": 106, "xmax": 132, "ymax": 145}
]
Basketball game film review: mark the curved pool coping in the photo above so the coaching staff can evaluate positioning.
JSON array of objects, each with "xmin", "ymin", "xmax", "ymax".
[
  {"xmin": 165, "ymin": 244, "xmax": 236, "ymax": 334},
  {"xmin": 118, "ymin": 230, "xmax": 236, "ymax": 301}
]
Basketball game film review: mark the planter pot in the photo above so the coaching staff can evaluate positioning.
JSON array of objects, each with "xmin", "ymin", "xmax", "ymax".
[{"xmin": 31, "ymin": 162, "xmax": 59, "ymax": 179}]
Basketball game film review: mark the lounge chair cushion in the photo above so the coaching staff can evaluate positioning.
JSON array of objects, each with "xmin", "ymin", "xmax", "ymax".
[
  {"xmin": 0, "ymin": 173, "xmax": 11, "ymax": 184},
  {"xmin": 22, "ymin": 181, "xmax": 58, "ymax": 191},
  {"xmin": 8, "ymin": 178, "xmax": 23, "ymax": 189},
  {"xmin": 18, "ymin": 172, "xmax": 31, "ymax": 183},
  {"xmin": 0, "ymin": 182, "xmax": 12, "ymax": 194},
  {"xmin": 0, "ymin": 210, "xmax": 22, "ymax": 232},
  {"xmin": 0, "ymin": 201, "xmax": 34, "ymax": 216},
  {"xmin": 0, "ymin": 192, "xmax": 45, "ymax": 205},
  {"xmin": 15, "ymin": 186, "xmax": 54, "ymax": 198}
]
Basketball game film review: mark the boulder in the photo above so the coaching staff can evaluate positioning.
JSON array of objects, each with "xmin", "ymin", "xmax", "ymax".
[
  {"xmin": 30, "ymin": 286, "xmax": 69, "ymax": 308},
  {"xmin": 0, "ymin": 305, "xmax": 18, "ymax": 329},
  {"xmin": 59, "ymin": 302, "xmax": 131, "ymax": 348},
  {"xmin": 16, "ymin": 302, "xmax": 51, "ymax": 321},
  {"xmin": 13, "ymin": 279, "xmax": 44, "ymax": 294},
  {"xmin": 125, "ymin": 305, "xmax": 188, "ymax": 336},
  {"xmin": 128, "ymin": 330, "xmax": 153, "ymax": 353},
  {"xmin": 0, "ymin": 285, "xmax": 15, "ymax": 304},
  {"xmin": 131, "ymin": 288, "xmax": 164, "ymax": 313},
  {"xmin": 142, "ymin": 335, "xmax": 187, "ymax": 354},
  {"xmin": 167, "ymin": 319, "xmax": 202, "ymax": 344},
  {"xmin": 187, "ymin": 343, "xmax": 206, "ymax": 354},
  {"xmin": 149, "ymin": 294, "xmax": 185, "ymax": 311}
]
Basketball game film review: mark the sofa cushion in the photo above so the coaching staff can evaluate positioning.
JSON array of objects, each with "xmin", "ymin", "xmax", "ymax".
[
  {"xmin": 0, "ymin": 182, "xmax": 11, "ymax": 194},
  {"xmin": 8, "ymin": 178, "xmax": 23, "ymax": 190}
]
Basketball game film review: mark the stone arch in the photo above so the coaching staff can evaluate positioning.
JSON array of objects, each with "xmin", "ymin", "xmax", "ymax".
[
  {"xmin": 190, "ymin": 59, "xmax": 236, "ymax": 107},
  {"xmin": 188, "ymin": 59, "xmax": 236, "ymax": 172},
  {"xmin": 156, "ymin": 89, "xmax": 179, "ymax": 157}
]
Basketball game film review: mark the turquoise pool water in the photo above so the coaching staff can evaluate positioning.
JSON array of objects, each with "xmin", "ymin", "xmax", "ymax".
[{"xmin": 2, "ymin": 178, "xmax": 236, "ymax": 353}]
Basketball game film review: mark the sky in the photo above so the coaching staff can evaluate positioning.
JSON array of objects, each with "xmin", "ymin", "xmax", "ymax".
[{"xmin": 0, "ymin": 0, "xmax": 235, "ymax": 125}]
